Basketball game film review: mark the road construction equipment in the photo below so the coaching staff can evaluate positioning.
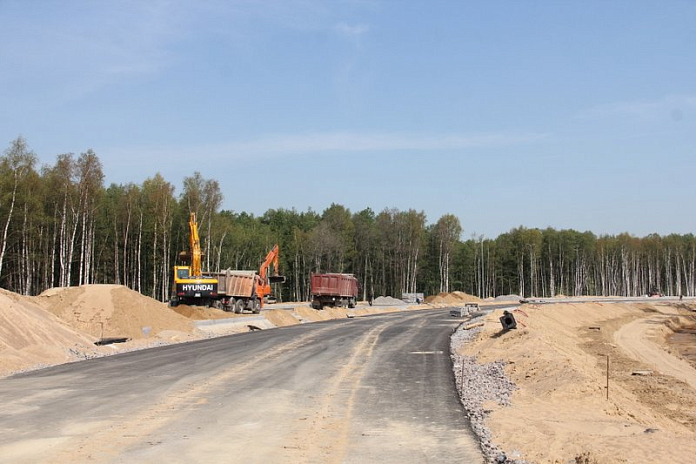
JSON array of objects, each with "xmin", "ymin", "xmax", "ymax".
[
  {"xmin": 171, "ymin": 213, "xmax": 219, "ymax": 307},
  {"xmin": 310, "ymin": 273, "xmax": 358, "ymax": 309},
  {"xmin": 211, "ymin": 245, "xmax": 286, "ymax": 314},
  {"xmin": 171, "ymin": 212, "xmax": 285, "ymax": 311}
]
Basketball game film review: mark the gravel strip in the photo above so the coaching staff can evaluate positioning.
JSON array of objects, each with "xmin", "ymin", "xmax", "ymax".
[{"xmin": 450, "ymin": 316, "xmax": 531, "ymax": 464}]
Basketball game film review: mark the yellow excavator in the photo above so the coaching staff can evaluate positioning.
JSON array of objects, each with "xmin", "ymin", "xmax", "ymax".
[{"xmin": 171, "ymin": 213, "xmax": 219, "ymax": 306}]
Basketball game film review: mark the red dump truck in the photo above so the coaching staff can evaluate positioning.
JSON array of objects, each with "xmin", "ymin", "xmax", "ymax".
[{"xmin": 310, "ymin": 273, "xmax": 358, "ymax": 309}]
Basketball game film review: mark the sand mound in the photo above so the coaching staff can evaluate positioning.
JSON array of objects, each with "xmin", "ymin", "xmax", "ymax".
[
  {"xmin": 425, "ymin": 291, "xmax": 481, "ymax": 304},
  {"xmin": 372, "ymin": 296, "xmax": 404, "ymax": 306},
  {"xmin": 34, "ymin": 285, "xmax": 194, "ymax": 340},
  {"xmin": 171, "ymin": 304, "xmax": 241, "ymax": 320},
  {"xmin": 263, "ymin": 309, "xmax": 301, "ymax": 327},
  {"xmin": 0, "ymin": 288, "xmax": 100, "ymax": 377}
]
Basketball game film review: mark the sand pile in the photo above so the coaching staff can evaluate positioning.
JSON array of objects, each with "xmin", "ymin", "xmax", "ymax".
[
  {"xmin": 33, "ymin": 285, "xmax": 195, "ymax": 340},
  {"xmin": 455, "ymin": 302, "xmax": 696, "ymax": 464},
  {"xmin": 0, "ymin": 288, "xmax": 101, "ymax": 377},
  {"xmin": 171, "ymin": 304, "xmax": 243, "ymax": 320},
  {"xmin": 263, "ymin": 309, "xmax": 302, "ymax": 327},
  {"xmin": 426, "ymin": 291, "xmax": 481, "ymax": 304},
  {"xmin": 372, "ymin": 296, "xmax": 404, "ymax": 306}
]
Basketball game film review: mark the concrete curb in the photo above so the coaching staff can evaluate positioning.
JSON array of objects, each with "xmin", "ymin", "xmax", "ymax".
[{"xmin": 194, "ymin": 316, "xmax": 276, "ymax": 331}]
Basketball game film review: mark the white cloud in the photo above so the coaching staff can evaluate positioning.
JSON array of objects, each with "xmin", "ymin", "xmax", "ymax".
[
  {"xmin": 335, "ymin": 22, "xmax": 370, "ymax": 37},
  {"xmin": 105, "ymin": 131, "xmax": 550, "ymax": 162}
]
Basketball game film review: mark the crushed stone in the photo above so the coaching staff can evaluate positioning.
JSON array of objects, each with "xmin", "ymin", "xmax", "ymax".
[
  {"xmin": 451, "ymin": 318, "xmax": 531, "ymax": 464},
  {"xmin": 372, "ymin": 296, "xmax": 404, "ymax": 306}
]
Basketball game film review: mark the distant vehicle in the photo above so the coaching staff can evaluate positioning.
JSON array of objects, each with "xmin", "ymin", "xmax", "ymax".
[
  {"xmin": 310, "ymin": 273, "xmax": 358, "ymax": 309},
  {"xmin": 647, "ymin": 288, "xmax": 662, "ymax": 297}
]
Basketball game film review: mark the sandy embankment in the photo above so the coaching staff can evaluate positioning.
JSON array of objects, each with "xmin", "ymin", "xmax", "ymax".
[
  {"xmin": 456, "ymin": 301, "xmax": 696, "ymax": 464},
  {"xmin": 1, "ymin": 284, "xmax": 428, "ymax": 378}
]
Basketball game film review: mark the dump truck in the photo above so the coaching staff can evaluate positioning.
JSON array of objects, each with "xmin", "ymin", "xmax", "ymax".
[
  {"xmin": 209, "ymin": 245, "xmax": 286, "ymax": 314},
  {"xmin": 310, "ymin": 273, "xmax": 358, "ymax": 309},
  {"xmin": 212, "ymin": 270, "xmax": 263, "ymax": 313}
]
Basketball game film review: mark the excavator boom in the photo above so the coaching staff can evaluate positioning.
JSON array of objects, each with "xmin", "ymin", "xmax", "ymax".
[
  {"xmin": 189, "ymin": 213, "xmax": 202, "ymax": 277},
  {"xmin": 171, "ymin": 212, "xmax": 218, "ymax": 307},
  {"xmin": 260, "ymin": 244, "xmax": 286, "ymax": 284}
]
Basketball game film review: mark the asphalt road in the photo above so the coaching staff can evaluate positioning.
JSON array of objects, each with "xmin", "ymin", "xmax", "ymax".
[{"xmin": 0, "ymin": 308, "xmax": 484, "ymax": 464}]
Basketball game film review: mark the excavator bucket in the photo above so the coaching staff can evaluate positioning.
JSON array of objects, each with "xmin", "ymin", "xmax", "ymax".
[{"xmin": 269, "ymin": 275, "xmax": 286, "ymax": 284}]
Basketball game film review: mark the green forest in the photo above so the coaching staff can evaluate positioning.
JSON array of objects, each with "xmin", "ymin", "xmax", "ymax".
[{"xmin": 2, "ymin": 137, "xmax": 695, "ymax": 301}]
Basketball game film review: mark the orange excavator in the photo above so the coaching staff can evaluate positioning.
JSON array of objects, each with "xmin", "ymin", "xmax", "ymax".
[
  {"xmin": 211, "ymin": 244, "xmax": 286, "ymax": 313},
  {"xmin": 257, "ymin": 244, "xmax": 286, "ymax": 304}
]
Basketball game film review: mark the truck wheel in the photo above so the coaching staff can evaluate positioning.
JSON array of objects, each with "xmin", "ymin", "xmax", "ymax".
[
  {"xmin": 348, "ymin": 298, "xmax": 356, "ymax": 308},
  {"xmin": 253, "ymin": 299, "xmax": 261, "ymax": 313},
  {"xmin": 234, "ymin": 299, "xmax": 245, "ymax": 314}
]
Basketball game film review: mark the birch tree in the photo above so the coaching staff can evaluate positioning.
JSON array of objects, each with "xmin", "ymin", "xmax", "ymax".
[
  {"xmin": 433, "ymin": 214, "xmax": 461, "ymax": 293},
  {"xmin": 0, "ymin": 137, "xmax": 37, "ymax": 278}
]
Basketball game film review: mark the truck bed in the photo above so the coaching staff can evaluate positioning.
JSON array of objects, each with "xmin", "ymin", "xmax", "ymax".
[
  {"xmin": 310, "ymin": 273, "xmax": 358, "ymax": 298},
  {"xmin": 212, "ymin": 270, "xmax": 257, "ymax": 298}
]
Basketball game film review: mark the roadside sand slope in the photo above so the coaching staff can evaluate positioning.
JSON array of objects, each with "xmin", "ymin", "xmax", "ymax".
[
  {"xmin": 1, "ymin": 285, "xmax": 428, "ymax": 377},
  {"xmin": 459, "ymin": 302, "xmax": 696, "ymax": 464},
  {"xmin": 170, "ymin": 304, "xmax": 237, "ymax": 320},
  {"xmin": 0, "ymin": 289, "xmax": 101, "ymax": 376}
]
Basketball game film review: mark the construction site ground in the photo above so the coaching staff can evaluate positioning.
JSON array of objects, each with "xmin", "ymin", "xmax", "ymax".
[
  {"xmin": 1, "ymin": 285, "xmax": 696, "ymax": 463},
  {"xmin": 455, "ymin": 300, "xmax": 696, "ymax": 464}
]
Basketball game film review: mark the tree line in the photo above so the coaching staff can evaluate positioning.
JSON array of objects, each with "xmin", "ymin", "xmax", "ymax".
[{"xmin": 2, "ymin": 137, "xmax": 695, "ymax": 301}]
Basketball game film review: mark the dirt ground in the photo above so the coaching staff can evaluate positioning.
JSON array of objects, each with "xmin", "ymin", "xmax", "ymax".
[{"xmin": 459, "ymin": 301, "xmax": 696, "ymax": 464}]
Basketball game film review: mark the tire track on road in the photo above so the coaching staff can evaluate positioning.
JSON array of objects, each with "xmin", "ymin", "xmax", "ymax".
[
  {"xmin": 280, "ymin": 313, "xmax": 426, "ymax": 464},
  {"xmin": 47, "ymin": 323, "xmax": 353, "ymax": 463}
]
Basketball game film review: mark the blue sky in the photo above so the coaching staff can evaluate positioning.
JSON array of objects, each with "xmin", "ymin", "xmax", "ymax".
[{"xmin": 1, "ymin": 0, "xmax": 694, "ymax": 238}]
